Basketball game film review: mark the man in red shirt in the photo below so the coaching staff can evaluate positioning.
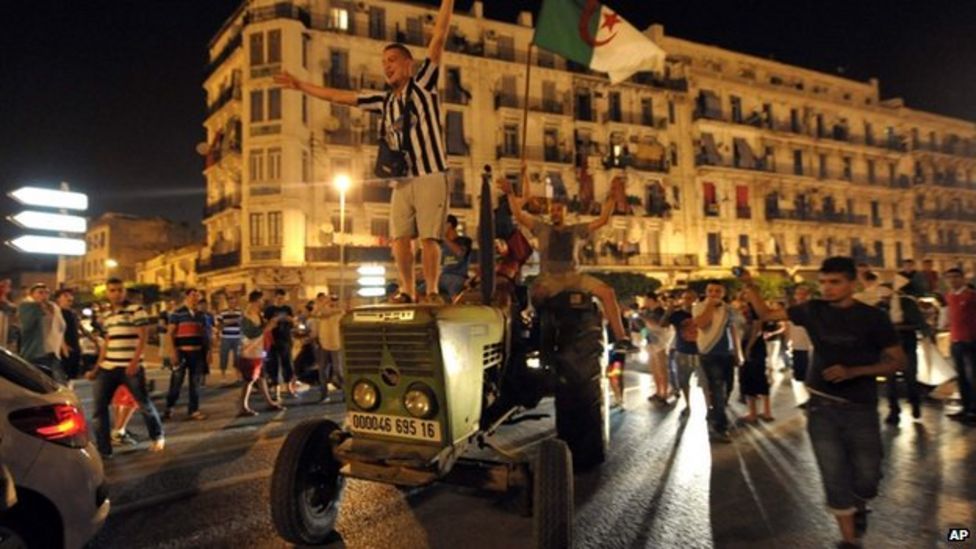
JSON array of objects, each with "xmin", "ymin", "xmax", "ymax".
[{"xmin": 944, "ymin": 268, "xmax": 976, "ymax": 425}]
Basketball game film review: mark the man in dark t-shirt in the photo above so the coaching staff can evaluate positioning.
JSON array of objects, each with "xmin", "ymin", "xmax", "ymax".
[
  {"xmin": 666, "ymin": 289, "xmax": 701, "ymax": 416},
  {"xmin": 741, "ymin": 257, "xmax": 905, "ymax": 548},
  {"xmin": 263, "ymin": 289, "xmax": 297, "ymax": 395}
]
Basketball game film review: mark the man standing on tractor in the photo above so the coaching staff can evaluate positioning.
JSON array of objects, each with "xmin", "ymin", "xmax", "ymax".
[
  {"xmin": 500, "ymin": 174, "xmax": 637, "ymax": 354},
  {"xmin": 275, "ymin": 0, "xmax": 455, "ymax": 304}
]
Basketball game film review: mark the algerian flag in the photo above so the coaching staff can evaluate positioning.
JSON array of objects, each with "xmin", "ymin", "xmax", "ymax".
[{"xmin": 533, "ymin": 0, "xmax": 666, "ymax": 84}]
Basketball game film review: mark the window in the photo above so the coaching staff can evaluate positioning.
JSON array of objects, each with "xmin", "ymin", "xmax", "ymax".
[
  {"xmin": 762, "ymin": 103, "xmax": 773, "ymax": 128},
  {"xmin": 707, "ymin": 233, "xmax": 722, "ymax": 265},
  {"xmin": 793, "ymin": 150, "xmax": 803, "ymax": 175},
  {"xmin": 888, "ymin": 162, "xmax": 896, "ymax": 185},
  {"xmin": 608, "ymin": 91, "xmax": 622, "ymax": 122},
  {"xmin": 249, "ymin": 33, "xmax": 264, "ymax": 66},
  {"xmin": 668, "ymin": 100, "xmax": 676, "ymax": 124},
  {"xmin": 329, "ymin": 8, "xmax": 350, "ymax": 31},
  {"xmin": 302, "ymin": 34, "xmax": 309, "ymax": 68},
  {"xmin": 736, "ymin": 185, "xmax": 750, "ymax": 218},
  {"xmin": 640, "ymin": 98, "xmax": 654, "ymax": 126},
  {"xmin": 864, "ymin": 121, "xmax": 874, "ymax": 145},
  {"xmin": 538, "ymin": 50, "xmax": 554, "ymax": 68},
  {"xmin": 368, "ymin": 7, "xmax": 386, "ymax": 40},
  {"xmin": 250, "ymin": 90, "xmax": 264, "ymax": 122},
  {"xmin": 842, "ymin": 157, "xmax": 852, "ymax": 181},
  {"xmin": 503, "ymin": 124, "xmax": 519, "ymax": 156},
  {"xmin": 867, "ymin": 159, "xmax": 875, "ymax": 183},
  {"xmin": 267, "ymin": 211, "xmax": 282, "ymax": 245},
  {"xmin": 267, "ymin": 148, "xmax": 281, "ymax": 180},
  {"xmin": 330, "ymin": 214, "xmax": 353, "ymax": 233},
  {"xmin": 818, "ymin": 154, "xmax": 828, "ymax": 179},
  {"xmin": 267, "ymin": 88, "xmax": 282, "ymax": 120},
  {"xmin": 248, "ymin": 149, "xmax": 264, "ymax": 181},
  {"xmin": 249, "ymin": 213, "xmax": 264, "ymax": 246},
  {"xmin": 790, "ymin": 108, "xmax": 801, "ymax": 133},
  {"xmin": 370, "ymin": 219, "xmax": 390, "ymax": 238},
  {"xmin": 302, "ymin": 150, "xmax": 310, "ymax": 182},
  {"xmin": 302, "ymin": 94, "xmax": 307, "ymax": 124},
  {"xmin": 267, "ymin": 30, "xmax": 281, "ymax": 63},
  {"xmin": 730, "ymin": 95, "xmax": 742, "ymax": 123},
  {"xmin": 703, "ymin": 182, "xmax": 718, "ymax": 216},
  {"xmin": 446, "ymin": 111, "xmax": 466, "ymax": 155}
]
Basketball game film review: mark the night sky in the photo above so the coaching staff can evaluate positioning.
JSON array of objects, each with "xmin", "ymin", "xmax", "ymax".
[{"xmin": 2, "ymin": 0, "xmax": 974, "ymax": 269}]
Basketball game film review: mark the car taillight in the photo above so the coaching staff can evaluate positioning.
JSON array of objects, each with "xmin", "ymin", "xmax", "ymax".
[{"xmin": 9, "ymin": 404, "xmax": 89, "ymax": 448}]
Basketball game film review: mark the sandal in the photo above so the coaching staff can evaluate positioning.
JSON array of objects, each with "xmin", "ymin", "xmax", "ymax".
[
  {"xmin": 389, "ymin": 292, "xmax": 413, "ymax": 304},
  {"xmin": 760, "ymin": 414, "xmax": 775, "ymax": 422}
]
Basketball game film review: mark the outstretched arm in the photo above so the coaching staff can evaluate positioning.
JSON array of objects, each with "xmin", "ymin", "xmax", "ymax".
[
  {"xmin": 497, "ymin": 175, "xmax": 536, "ymax": 230},
  {"xmin": 273, "ymin": 71, "xmax": 358, "ymax": 106},
  {"xmin": 587, "ymin": 195, "xmax": 615, "ymax": 233},
  {"xmin": 427, "ymin": 0, "xmax": 456, "ymax": 64},
  {"xmin": 738, "ymin": 270, "xmax": 789, "ymax": 322}
]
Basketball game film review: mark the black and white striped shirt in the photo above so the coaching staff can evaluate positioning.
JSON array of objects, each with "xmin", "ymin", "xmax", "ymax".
[
  {"xmin": 357, "ymin": 58, "xmax": 447, "ymax": 177},
  {"xmin": 218, "ymin": 308, "xmax": 242, "ymax": 338}
]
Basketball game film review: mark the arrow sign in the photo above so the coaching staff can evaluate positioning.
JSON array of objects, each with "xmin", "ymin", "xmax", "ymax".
[
  {"xmin": 7, "ymin": 235, "xmax": 86, "ymax": 256},
  {"xmin": 9, "ymin": 211, "xmax": 87, "ymax": 234},
  {"xmin": 9, "ymin": 186, "xmax": 89, "ymax": 211}
]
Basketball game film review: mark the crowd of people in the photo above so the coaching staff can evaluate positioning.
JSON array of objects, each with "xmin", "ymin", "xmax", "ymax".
[{"xmin": 0, "ymin": 275, "xmax": 348, "ymax": 461}]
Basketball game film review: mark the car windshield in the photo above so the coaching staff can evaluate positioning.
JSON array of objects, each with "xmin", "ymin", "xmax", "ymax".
[{"xmin": 0, "ymin": 347, "xmax": 58, "ymax": 394}]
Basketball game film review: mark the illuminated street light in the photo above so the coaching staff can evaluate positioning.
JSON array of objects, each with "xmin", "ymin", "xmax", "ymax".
[
  {"xmin": 357, "ymin": 265, "xmax": 385, "ymax": 276},
  {"xmin": 7, "ymin": 235, "xmax": 85, "ymax": 256},
  {"xmin": 9, "ymin": 211, "xmax": 87, "ymax": 233},
  {"xmin": 357, "ymin": 276, "xmax": 385, "ymax": 287},
  {"xmin": 357, "ymin": 287, "xmax": 386, "ymax": 298},
  {"xmin": 105, "ymin": 258, "xmax": 119, "ymax": 269},
  {"xmin": 9, "ymin": 186, "xmax": 89, "ymax": 211}
]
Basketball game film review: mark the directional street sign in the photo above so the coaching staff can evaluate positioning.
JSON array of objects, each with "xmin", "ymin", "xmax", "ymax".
[
  {"xmin": 7, "ymin": 235, "xmax": 86, "ymax": 256},
  {"xmin": 9, "ymin": 211, "xmax": 87, "ymax": 233},
  {"xmin": 9, "ymin": 186, "xmax": 89, "ymax": 210}
]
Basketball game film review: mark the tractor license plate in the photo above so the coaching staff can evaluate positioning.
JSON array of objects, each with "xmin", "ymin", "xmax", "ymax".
[{"xmin": 346, "ymin": 413, "xmax": 442, "ymax": 443}]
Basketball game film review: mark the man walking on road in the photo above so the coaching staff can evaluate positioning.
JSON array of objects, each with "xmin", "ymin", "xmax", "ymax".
[
  {"xmin": 217, "ymin": 294, "xmax": 243, "ymax": 381},
  {"xmin": 740, "ymin": 257, "xmax": 906, "ymax": 548},
  {"xmin": 693, "ymin": 281, "xmax": 742, "ymax": 443},
  {"xmin": 311, "ymin": 293, "xmax": 344, "ymax": 403},
  {"xmin": 264, "ymin": 289, "xmax": 297, "ymax": 398},
  {"xmin": 55, "ymin": 289, "xmax": 82, "ymax": 381},
  {"xmin": 164, "ymin": 288, "xmax": 211, "ymax": 421},
  {"xmin": 90, "ymin": 278, "xmax": 164, "ymax": 457},
  {"xmin": 18, "ymin": 283, "xmax": 67, "ymax": 383},
  {"xmin": 944, "ymin": 268, "xmax": 976, "ymax": 425},
  {"xmin": 275, "ymin": 0, "xmax": 455, "ymax": 303}
]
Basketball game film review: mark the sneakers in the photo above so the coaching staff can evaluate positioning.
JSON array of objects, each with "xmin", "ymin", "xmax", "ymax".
[
  {"xmin": 148, "ymin": 438, "xmax": 165, "ymax": 453},
  {"xmin": 612, "ymin": 340, "xmax": 640, "ymax": 354},
  {"xmin": 111, "ymin": 431, "xmax": 140, "ymax": 447}
]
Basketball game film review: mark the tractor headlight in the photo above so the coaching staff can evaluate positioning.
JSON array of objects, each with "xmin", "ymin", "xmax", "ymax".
[
  {"xmin": 352, "ymin": 380, "xmax": 380, "ymax": 411},
  {"xmin": 403, "ymin": 384, "xmax": 437, "ymax": 418}
]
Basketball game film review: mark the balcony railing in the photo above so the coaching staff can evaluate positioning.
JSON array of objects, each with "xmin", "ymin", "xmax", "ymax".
[
  {"xmin": 205, "ymin": 33, "xmax": 242, "ymax": 76},
  {"xmin": 916, "ymin": 209, "xmax": 976, "ymax": 223},
  {"xmin": 602, "ymin": 111, "xmax": 667, "ymax": 129},
  {"xmin": 628, "ymin": 157, "xmax": 668, "ymax": 173},
  {"xmin": 450, "ymin": 193, "xmax": 472, "ymax": 208},
  {"xmin": 196, "ymin": 250, "xmax": 241, "ymax": 273},
  {"xmin": 305, "ymin": 246, "xmax": 393, "ymax": 263},
  {"xmin": 207, "ymin": 86, "xmax": 240, "ymax": 116},
  {"xmin": 249, "ymin": 248, "xmax": 281, "ymax": 262},
  {"xmin": 736, "ymin": 206, "xmax": 752, "ymax": 219},
  {"xmin": 577, "ymin": 252, "xmax": 699, "ymax": 268},
  {"xmin": 443, "ymin": 88, "xmax": 470, "ymax": 105},
  {"xmin": 204, "ymin": 195, "xmax": 242, "ymax": 218},
  {"xmin": 919, "ymin": 243, "xmax": 976, "ymax": 255},
  {"xmin": 496, "ymin": 145, "xmax": 573, "ymax": 164},
  {"xmin": 696, "ymin": 154, "xmax": 914, "ymax": 189},
  {"xmin": 765, "ymin": 209, "xmax": 870, "ymax": 226}
]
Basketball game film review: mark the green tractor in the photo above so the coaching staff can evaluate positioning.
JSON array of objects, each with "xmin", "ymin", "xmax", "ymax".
[{"xmin": 270, "ymin": 172, "xmax": 612, "ymax": 548}]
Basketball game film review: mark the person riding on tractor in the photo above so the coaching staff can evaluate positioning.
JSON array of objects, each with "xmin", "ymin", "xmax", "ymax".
[{"xmin": 498, "ymin": 173, "xmax": 638, "ymax": 354}]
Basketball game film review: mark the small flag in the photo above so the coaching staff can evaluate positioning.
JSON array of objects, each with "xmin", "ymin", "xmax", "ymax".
[{"xmin": 533, "ymin": 0, "xmax": 666, "ymax": 84}]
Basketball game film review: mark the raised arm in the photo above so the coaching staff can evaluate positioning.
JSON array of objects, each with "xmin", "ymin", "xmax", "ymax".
[
  {"xmin": 737, "ymin": 271, "xmax": 788, "ymax": 322},
  {"xmin": 587, "ymin": 195, "xmax": 615, "ymax": 233},
  {"xmin": 427, "ymin": 0, "xmax": 456, "ymax": 64},
  {"xmin": 273, "ymin": 71, "xmax": 359, "ymax": 106},
  {"xmin": 498, "ymin": 177, "xmax": 535, "ymax": 230}
]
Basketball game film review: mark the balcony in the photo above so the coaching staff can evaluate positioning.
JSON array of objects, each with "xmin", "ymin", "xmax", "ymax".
[
  {"xmin": 196, "ymin": 250, "xmax": 241, "ymax": 273},
  {"xmin": 205, "ymin": 33, "xmax": 242, "ymax": 76},
  {"xmin": 327, "ymin": 72, "xmax": 353, "ymax": 90},
  {"xmin": 450, "ymin": 193, "xmax": 472, "ymax": 208},
  {"xmin": 443, "ymin": 87, "xmax": 470, "ymax": 105},
  {"xmin": 249, "ymin": 248, "xmax": 281, "ymax": 262},
  {"xmin": 894, "ymin": 219, "xmax": 906, "ymax": 229},
  {"xmin": 704, "ymin": 202, "xmax": 720, "ymax": 217},
  {"xmin": 577, "ymin": 252, "xmax": 699, "ymax": 268},
  {"xmin": 916, "ymin": 209, "xmax": 976, "ymax": 223},
  {"xmin": 305, "ymin": 246, "xmax": 393, "ymax": 263},
  {"xmin": 603, "ymin": 111, "xmax": 667, "ymax": 129},
  {"xmin": 575, "ymin": 106, "xmax": 597, "ymax": 123},
  {"xmin": 736, "ymin": 206, "xmax": 752, "ymax": 219},
  {"xmin": 207, "ymin": 86, "xmax": 240, "ymax": 117},
  {"xmin": 918, "ymin": 243, "xmax": 976, "ymax": 255},
  {"xmin": 249, "ymin": 183, "xmax": 281, "ymax": 196},
  {"xmin": 628, "ymin": 157, "xmax": 668, "ymax": 173},
  {"xmin": 496, "ymin": 145, "xmax": 573, "ymax": 164},
  {"xmin": 203, "ymin": 195, "xmax": 242, "ymax": 218},
  {"xmin": 324, "ymin": 129, "xmax": 356, "ymax": 146},
  {"xmin": 363, "ymin": 184, "xmax": 392, "ymax": 203},
  {"xmin": 765, "ymin": 209, "xmax": 869, "ymax": 226}
]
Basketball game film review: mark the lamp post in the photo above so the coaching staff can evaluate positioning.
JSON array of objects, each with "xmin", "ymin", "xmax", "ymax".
[{"xmin": 334, "ymin": 174, "xmax": 351, "ymax": 302}]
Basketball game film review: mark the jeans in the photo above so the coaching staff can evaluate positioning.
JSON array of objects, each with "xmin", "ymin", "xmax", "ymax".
[
  {"xmin": 886, "ymin": 333, "xmax": 920, "ymax": 415},
  {"xmin": 92, "ymin": 366, "xmax": 163, "ymax": 456},
  {"xmin": 701, "ymin": 354, "xmax": 734, "ymax": 432},
  {"xmin": 265, "ymin": 341, "xmax": 294, "ymax": 385},
  {"xmin": 950, "ymin": 341, "xmax": 976, "ymax": 414},
  {"xmin": 219, "ymin": 337, "xmax": 241, "ymax": 374},
  {"xmin": 166, "ymin": 351, "xmax": 206, "ymax": 414},
  {"xmin": 792, "ymin": 350, "xmax": 810, "ymax": 382},
  {"xmin": 32, "ymin": 353, "xmax": 67, "ymax": 385},
  {"xmin": 806, "ymin": 396, "xmax": 883, "ymax": 514},
  {"xmin": 314, "ymin": 345, "xmax": 345, "ymax": 395},
  {"xmin": 674, "ymin": 351, "xmax": 702, "ymax": 393}
]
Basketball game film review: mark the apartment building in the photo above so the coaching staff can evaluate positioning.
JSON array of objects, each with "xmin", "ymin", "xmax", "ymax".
[{"xmin": 197, "ymin": 0, "xmax": 976, "ymax": 297}]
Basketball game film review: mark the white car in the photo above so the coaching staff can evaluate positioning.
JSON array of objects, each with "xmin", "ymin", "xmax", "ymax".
[{"xmin": 0, "ymin": 346, "xmax": 109, "ymax": 548}]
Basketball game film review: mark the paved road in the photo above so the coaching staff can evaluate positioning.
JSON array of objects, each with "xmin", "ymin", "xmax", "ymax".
[{"xmin": 81, "ymin": 366, "xmax": 976, "ymax": 549}]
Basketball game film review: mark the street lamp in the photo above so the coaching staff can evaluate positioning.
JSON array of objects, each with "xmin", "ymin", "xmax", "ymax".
[
  {"xmin": 105, "ymin": 258, "xmax": 119, "ymax": 270},
  {"xmin": 334, "ymin": 174, "xmax": 352, "ymax": 302}
]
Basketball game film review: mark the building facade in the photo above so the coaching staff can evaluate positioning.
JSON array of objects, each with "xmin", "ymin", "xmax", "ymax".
[
  {"xmin": 62, "ymin": 213, "xmax": 198, "ymax": 290},
  {"xmin": 197, "ymin": 0, "xmax": 976, "ymax": 297}
]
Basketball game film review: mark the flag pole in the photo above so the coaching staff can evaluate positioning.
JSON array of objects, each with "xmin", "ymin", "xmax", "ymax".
[{"xmin": 518, "ymin": 43, "xmax": 534, "ymax": 196}]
